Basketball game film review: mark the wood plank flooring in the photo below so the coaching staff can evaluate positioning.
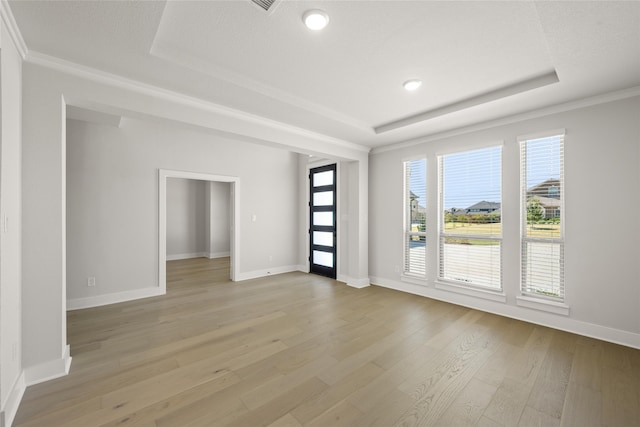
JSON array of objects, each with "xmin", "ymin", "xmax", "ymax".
[{"xmin": 14, "ymin": 258, "xmax": 640, "ymax": 426}]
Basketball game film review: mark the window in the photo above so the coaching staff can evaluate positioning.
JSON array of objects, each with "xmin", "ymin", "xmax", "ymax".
[
  {"xmin": 403, "ymin": 159, "xmax": 426, "ymax": 277},
  {"xmin": 520, "ymin": 133, "xmax": 564, "ymax": 300},
  {"xmin": 439, "ymin": 146, "xmax": 502, "ymax": 290}
]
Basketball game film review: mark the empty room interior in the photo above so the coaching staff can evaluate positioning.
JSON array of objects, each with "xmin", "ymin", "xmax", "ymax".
[{"xmin": 1, "ymin": 1, "xmax": 640, "ymax": 426}]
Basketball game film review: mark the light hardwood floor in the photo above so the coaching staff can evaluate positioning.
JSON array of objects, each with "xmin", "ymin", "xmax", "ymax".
[{"xmin": 14, "ymin": 258, "xmax": 640, "ymax": 426}]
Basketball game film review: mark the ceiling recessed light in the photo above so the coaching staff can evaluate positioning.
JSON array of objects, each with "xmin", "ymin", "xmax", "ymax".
[
  {"xmin": 303, "ymin": 10, "xmax": 329, "ymax": 31},
  {"xmin": 403, "ymin": 79, "xmax": 423, "ymax": 91}
]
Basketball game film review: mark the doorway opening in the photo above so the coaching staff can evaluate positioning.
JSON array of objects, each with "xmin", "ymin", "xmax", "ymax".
[
  {"xmin": 165, "ymin": 177, "xmax": 232, "ymax": 287},
  {"xmin": 158, "ymin": 169, "xmax": 239, "ymax": 293}
]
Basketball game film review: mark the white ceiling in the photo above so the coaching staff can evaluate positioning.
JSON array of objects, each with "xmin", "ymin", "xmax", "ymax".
[{"xmin": 9, "ymin": 0, "xmax": 640, "ymax": 148}]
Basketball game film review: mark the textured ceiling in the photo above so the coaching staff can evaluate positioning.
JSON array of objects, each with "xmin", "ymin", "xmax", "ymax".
[{"xmin": 9, "ymin": 0, "xmax": 640, "ymax": 148}]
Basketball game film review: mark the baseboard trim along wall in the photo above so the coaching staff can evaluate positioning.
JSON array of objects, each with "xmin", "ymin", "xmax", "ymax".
[
  {"xmin": 67, "ymin": 287, "xmax": 165, "ymax": 310},
  {"xmin": 24, "ymin": 345, "xmax": 72, "ymax": 386},
  {"xmin": 347, "ymin": 277, "xmax": 371, "ymax": 289},
  {"xmin": 165, "ymin": 252, "xmax": 209, "ymax": 261},
  {"xmin": 1, "ymin": 371, "xmax": 26, "ymax": 427},
  {"xmin": 337, "ymin": 274, "xmax": 371, "ymax": 288},
  {"xmin": 370, "ymin": 276, "xmax": 640, "ymax": 350},
  {"xmin": 235, "ymin": 265, "xmax": 301, "ymax": 282},
  {"xmin": 208, "ymin": 251, "xmax": 230, "ymax": 259},
  {"xmin": 165, "ymin": 252, "xmax": 230, "ymax": 261}
]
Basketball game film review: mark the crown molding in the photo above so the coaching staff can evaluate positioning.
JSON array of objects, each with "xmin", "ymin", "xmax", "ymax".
[
  {"xmin": 150, "ymin": 41, "xmax": 373, "ymax": 134},
  {"xmin": 24, "ymin": 50, "xmax": 371, "ymax": 155},
  {"xmin": 372, "ymin": 85, "xmax": 640, "ymax": 155},
  {"xmin": 374, "ymin": 70, "xmax": 559, "ymax": 134},
  {"xmin": 0, "ymin": 0, "xmax": 27, "ymax": 58}
]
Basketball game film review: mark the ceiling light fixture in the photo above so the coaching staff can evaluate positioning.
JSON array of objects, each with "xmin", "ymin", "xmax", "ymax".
[
  {"xmin": 403, "ymin": 79, "xmax": 423, "ymax": 91},
  {"xmin": 303, "ymin": 10, "xmax": 329, "ymax": 30}
]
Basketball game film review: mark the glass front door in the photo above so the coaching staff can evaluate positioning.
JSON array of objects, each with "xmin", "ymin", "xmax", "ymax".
[{"xmin": 309, "ymin": 164, "xmax": 337, "ymax": 279}]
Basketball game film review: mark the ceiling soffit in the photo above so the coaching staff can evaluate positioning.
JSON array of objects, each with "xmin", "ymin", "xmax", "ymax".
[
  {"xmin": 7, "ymin": 0, "xmax": 640, "ymax": 148},
  {"xmin": 150, "ymin": 1, "xmax": 555, "ymax": 134}
]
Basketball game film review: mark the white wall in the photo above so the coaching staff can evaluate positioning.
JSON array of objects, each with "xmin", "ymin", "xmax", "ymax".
[
  {"xmin": 0, "ymin": 15, "xmax": 25, "ymax": 426},
  {"xmin": 208, "ymin": 181, "xmax": 231, "ymax": 258},
  {"xmin": 369, "ymin": 95, "xmax": 640, "ymax": 348},
  {"xmin": 66, "ymin": 116, "xmax": 298, "ymax": 303},
  {"xmin": 166, "ymin": 178, "xmax": 208, "ymax": 259}
]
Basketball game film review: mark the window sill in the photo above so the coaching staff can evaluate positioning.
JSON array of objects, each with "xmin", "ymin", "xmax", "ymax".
[
  {"xmin": 516, "ymin": 295, "xmax": 570, "ymax": 316},
  {"xmin": 435, "ymin": 280, "xmax": 507, "ymax": 303},
  {"xmin": 401, "ymin": 275, "xmax": 428, "ymax": 286}
]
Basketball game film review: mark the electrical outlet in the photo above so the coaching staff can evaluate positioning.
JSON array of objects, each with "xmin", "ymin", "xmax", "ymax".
[
  {"xmin": 269, "ymin": 255, "xmax": 273, "ymax": 263},
  {"xmin": 87, "ymin": 277, "xmax": 96, "ymax": 287},
  {"xmin": 394, "ymin": 265, "xmax": 400, "ymax": 273}
]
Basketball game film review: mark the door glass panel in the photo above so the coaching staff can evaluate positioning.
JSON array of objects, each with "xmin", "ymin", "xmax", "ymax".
[
  {"xmin": 313, "ymin": 250, "xmax": 334, "ymax": 267},
  {"xmin": 313, "ymin": 191, "xmax": 334, "ymax": 206},
  {"xmin": 313, "ymin": 211, "xmax": 333, "ymax": 226},
  {"xmin": 313, "ymin": 231, "xmax": 333, "ymax": 247},
  {"xmin": 313, "ymin": 171, "xmax": 334, "ymax": 187}
]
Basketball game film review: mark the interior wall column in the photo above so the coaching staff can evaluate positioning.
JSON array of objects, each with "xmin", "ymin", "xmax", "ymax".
[
  {"xmin": 345, "ymin": 156, "xmax": 369, "ymax": 288},
  {"xmin": 21, "ymin": 63, "xmax": 70, "ymax": 381}
]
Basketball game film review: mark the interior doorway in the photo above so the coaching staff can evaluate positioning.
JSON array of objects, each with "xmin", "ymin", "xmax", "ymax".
[
  {"xmin": 165, "ymin": 178, "xmax": 231, "ymax": 262},
  {"xmin": 309, "ymin": 163, "xmax": 337, "ymax": 279},
  {"xmin": 158, "ymin": 169, "xmax": 239, "ymax": 292}
]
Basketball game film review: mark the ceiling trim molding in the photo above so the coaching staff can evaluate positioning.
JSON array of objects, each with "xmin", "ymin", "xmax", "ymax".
[
  {"xmin": 374, "ymin": 71, "xmax": 560, "ymax": 134},
  {"xmin": 149, "ymin": 41, "xmax": 373, "ymax": 134},
  {"xmin": 0, "ymin": 0, "xmax": 28, "ymax": 59},
  {"xmin": 372, "ymin": 85, "xmax": 640, "ymax": 155},
  {"xmin": 24, "ymin": 50, "xmax": 370, "ymax": 154}
]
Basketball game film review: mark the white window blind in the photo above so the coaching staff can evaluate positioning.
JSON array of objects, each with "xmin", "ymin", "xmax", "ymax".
[
  {"xmin": 520, "ymin": 134, "xmax": 564, "ymax": 299},
  {"xmin": 439, "ymin": 146, "xmax": 502, "ymax": 289},
  {"xmin": 404, "ymin": 159, "xmax": 426, "ymax": 277}
]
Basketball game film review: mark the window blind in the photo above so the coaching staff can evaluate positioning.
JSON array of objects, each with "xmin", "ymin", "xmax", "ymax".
[
  {"xmin": 404, "ymin": 159, "xmax": 426, "ymax": 277},
  {"xmin": 520, "ymin": 134, "xmax": 565, "ymax": 299},
  {"xmin": 439, "ymin": 146, "xmax": 502, "ymax": 289}
]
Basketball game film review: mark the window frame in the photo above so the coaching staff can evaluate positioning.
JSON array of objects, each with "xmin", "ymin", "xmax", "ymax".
[
  {"xmin": 518, "ymin": 130, "xmax": 566, "ymax": 302},
  {"xmin": 437, "ymin": 144, "xmax": 503, "ymax": 292},
  {"xmin": 403, "ymin": 158, "xmax": 427, "ymax": 278}
]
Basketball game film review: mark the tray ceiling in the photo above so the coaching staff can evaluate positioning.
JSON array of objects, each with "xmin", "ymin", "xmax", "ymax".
[{"xmin": 9, "ymin": 0, "xmax": 640, "ymax": 148}]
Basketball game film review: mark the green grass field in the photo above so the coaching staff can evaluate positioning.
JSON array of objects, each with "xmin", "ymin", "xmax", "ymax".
[{"xmin": 444, "ymin": 222, "xmax": 560, "ymax": 239}]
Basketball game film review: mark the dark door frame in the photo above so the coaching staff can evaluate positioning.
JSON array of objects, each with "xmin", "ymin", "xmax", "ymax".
[{"xmin": 309, "ymin": 163, "xmax": 337, "ymax": 279}]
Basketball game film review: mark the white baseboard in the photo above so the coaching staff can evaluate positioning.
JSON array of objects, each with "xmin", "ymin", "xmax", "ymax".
[
  {"xmin": 166, "ymin": 252, "xmax": 209, "ymax": 261},
  {"xmin": 347, "ymin": 277, "xmax": 371, "ymax": 289},
  {"xmin": 24, "ymin": 345, "xmax": 72, "ymax": 386},
  {"xmin": 166, "ymin": 252, "xmax": 229, "ymax": 261},
  {"xmin": 1, "ymin": 371, "xmax": 25, "ymax": 427},
  {"xmin": 67, "ymin": 287, "xmax": 165, "ymax": 310},
  {"xmin": 208, "ymin": 251, "xmax": 230, "ymax": 259},
  {"xmin": 370, "ymin": 276, "xmax": 640, "ymax": 350},
  {"xmin": 297, "ymin": 264, "xmax": 309, "ymax": 273},
  {"xmin": 236, "ymin": 265, "xmax": 301, "ymax": 281},
  {"xmin": 337, "ymin": 274, "xmax": 370, "ymax": 288}
]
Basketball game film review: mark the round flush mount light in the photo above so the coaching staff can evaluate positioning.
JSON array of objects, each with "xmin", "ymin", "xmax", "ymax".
[
  {"xmin": 403, "ymin": 79, "xmax": 423, "ymax": 91},
  {"xmin": 303, "ymin": 10, "xmax": 330, "ymax": 30}
]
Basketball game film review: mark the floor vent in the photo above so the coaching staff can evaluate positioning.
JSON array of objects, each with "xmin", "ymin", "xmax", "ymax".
[{"xmin": 251, "ymin": 0, "xmax": 277, "ymax": 12}]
